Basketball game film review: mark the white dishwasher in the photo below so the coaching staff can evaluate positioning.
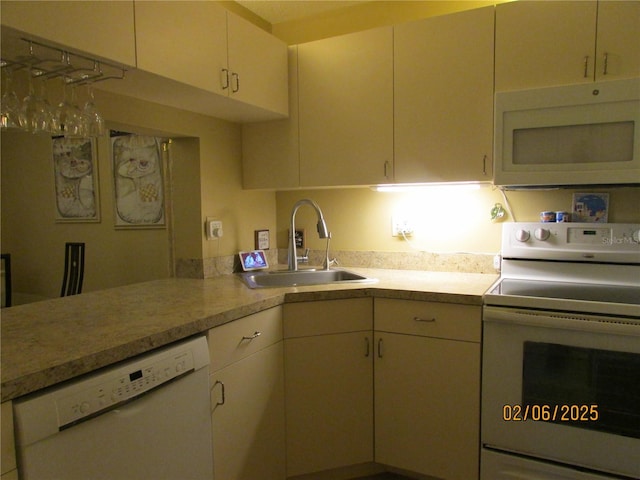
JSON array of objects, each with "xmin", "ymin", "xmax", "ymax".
[{"xmin": 13, "ymin": 335, "xmax": 214, "ymax": 480}]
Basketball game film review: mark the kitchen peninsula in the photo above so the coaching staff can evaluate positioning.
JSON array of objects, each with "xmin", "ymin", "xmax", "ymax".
[
  {"xmin": 3, "ymin": 268, "xmax": 498, "ymax": 479},
  {"xmin": 1, "ymin": 268, "xmax": 496, "ymax": 402}
]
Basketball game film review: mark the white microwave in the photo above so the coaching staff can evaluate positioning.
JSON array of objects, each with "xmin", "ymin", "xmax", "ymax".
[{"xmin": 494, "ymin": 78, "xmax": 640, "ymax": 187}]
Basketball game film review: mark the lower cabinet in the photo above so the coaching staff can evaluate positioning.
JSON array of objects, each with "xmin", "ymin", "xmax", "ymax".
[
  {"xmin": 207, "ymin": 297, "xmax": 481, "ymax": 480},
  {"xmin": 284, "ymin": 298, "xmax": 374, "ymax": 477},
  {"xmin": 208, "ymin": 306, "xmax": 286, "ymax": 480},
  {"xmin": 1, "ymin": 401, "xmax": 17, "ymax": 480},
  {"xmin": 374, "ymin": 299, "xmax": 482, "ymax": 480}
]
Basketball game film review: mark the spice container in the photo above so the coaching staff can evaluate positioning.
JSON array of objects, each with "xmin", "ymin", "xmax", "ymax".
[{"xmin": 540, "ymin": 211, "xmax": 556, "ymax": 222}]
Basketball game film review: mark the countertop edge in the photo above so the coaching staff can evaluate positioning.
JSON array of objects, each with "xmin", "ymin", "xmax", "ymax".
[{"xmin": 1, "ymin": 273, "xmax": 493, "ymax": 402}]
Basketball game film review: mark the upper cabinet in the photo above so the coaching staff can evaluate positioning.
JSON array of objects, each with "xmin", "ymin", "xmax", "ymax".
[
  {"xmin": 242, "ymin": 47, "xmax": 300, "ymax": 190},
  {"xmin": 227, "ymin": 13, "xmax": 289, "ymax": 116},
  {"xmin": 595, "ymin": 1, "xmax": 640, "ymax": 82},
  {"xmin": 134, "ymin": 1, "xmax": 288, "ymax": 118},
  {"xmin": 298, "ymin": 26, "xmax": 394, "ymax": 187},
  {"xmin": 496, "ymin": 0, "xmax": 640, "ymax": 91},
  {"xmin": 134, "ymin": 1, "xmax": 228, "ymax": 95},
  {"xmin": 244, "ymin": 13, "xmax": 491, "ymax": 189},
  {"xmin": 0, "ymin": 1, "xmax": 288, "ymax": 122},
  {"xmin": 0, "ymin": 0, "xmax": 136, "ymax": 67},
  {"xmin": 394, "ymin": 7, "xmax": 494, "ymax": 183}
]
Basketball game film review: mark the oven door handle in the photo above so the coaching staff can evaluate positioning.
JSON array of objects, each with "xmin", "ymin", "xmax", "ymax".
[{"xmin": 483, "ymin": 306, "xmax": 640, "ymax": 337}]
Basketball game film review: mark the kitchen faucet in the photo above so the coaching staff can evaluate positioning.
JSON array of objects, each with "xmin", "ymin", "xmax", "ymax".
[{"xmin": 288, "ymin": 199, "xmax": 329, "ymax": 271}]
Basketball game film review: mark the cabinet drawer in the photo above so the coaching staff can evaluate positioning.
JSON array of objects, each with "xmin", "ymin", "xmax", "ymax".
[
  {"xmin": 208, "ymin": 306, "xmax": 283, "ymax": 372},
  {"xmin": 284, "ymin": 298, "xmax": 372, "ymax": 338},
  {"xmin": 374, "ymin": 299, "xmax": 480, "ymax": 343}
]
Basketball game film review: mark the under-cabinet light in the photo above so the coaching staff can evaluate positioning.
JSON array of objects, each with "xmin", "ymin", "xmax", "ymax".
[{"xmin": 371, "ymin": 182, "xmax": 485, "ymax": 193}]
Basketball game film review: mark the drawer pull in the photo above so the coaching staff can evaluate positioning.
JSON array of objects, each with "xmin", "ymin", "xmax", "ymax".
[
  {"xmin": 242, "ymin": 331, "xmax": 262, "ymax": 340},
  {"xmin": 413, "ymin": 316, "xmax": 436, "ymax": 323},
  {"xmin": 213, "ymin": 380, "xmax": 225, "ymax": 406}
]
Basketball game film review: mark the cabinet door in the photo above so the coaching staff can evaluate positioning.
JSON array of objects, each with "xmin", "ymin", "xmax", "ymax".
[
  {"xmin": 0, "ymin": 1, "xmax": 136, "ymax": 67},
  {"xmin": 495, "ymin": 1, "xmax": 597, "ymax": 91},
  {"xmin": 134, "ymin": 1, "xmax": 228, "ymax": 95},
  {"xmin": 227, "ymin": 13, "xmax": 288, "ymax": 116},
  {"xmin": 242, "ymin": 47, "xmax": 299, "ymax": 189},
  {"xmin": 375, "ymin": 333, "xmax": 480, "ymax": 480},
  {"xmin": 394, "ymin": 7, "xmax": 494, "ymax": 183},
  {"xmin": 1, "ymin": 401, "xmax": 17, "ymax": 479},
  {"xmin": 298, "ymin": 26, "xmax": 393, "ymax": 187},
  {"xmin": 595, "ymin": 1, "xmax": 640, "ymax": 81},
  {"xmin": 285, "ymin": 332, "xmax": 373, "ymax": 477},
  {"xmin": 210, "ymin": 342, "xmax": 286, "ymax": 480}
]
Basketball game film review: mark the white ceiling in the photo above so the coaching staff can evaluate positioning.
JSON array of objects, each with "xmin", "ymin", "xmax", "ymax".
[{"xmin": 235, "ymin": 0, "xmax": 366, "ymax": 24}]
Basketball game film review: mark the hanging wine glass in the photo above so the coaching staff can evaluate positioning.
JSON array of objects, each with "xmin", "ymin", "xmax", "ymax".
[
  {"xmin": 69, "ymin": 83, "xmax": 87, "ymax": 136},
  {"xmin": 1, "ymin": 68, "xmax": 24, "ymax": 130},
  {"xmin": 56, "ymin": 78, "xmax": 82, "ymax": 136},
  {"xmin": 83, "ymin": 83, "xmax": 105, "ymax": 137},
  {"xmin": 37, "ymin": 74, "xmax": 58, "ymax": 134},
  {"xmin": 21, "ymin": 68, "xmax": 48, "ymax": 134}
]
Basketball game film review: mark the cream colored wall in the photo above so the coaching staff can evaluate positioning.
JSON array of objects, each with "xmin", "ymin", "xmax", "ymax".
[
  {"xmin": 276, "ymin": 186, "xmax": 640, "ymax": 254},
  {"xmin": 1, "ymin": 129, "xmax": 172, "ymax": 301},
  {"xmin": 1, "ymin": 76, "xmax": 276, "ymax": 301}
]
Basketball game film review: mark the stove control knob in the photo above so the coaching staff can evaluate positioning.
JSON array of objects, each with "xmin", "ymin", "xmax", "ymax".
[
  {"xmin": 515, "ymin": 229, "xmax": 530, "ymax": 242},
  {"xmin": 633, "ymin": 230, "xmax": 640, "ymax": 243},
  {"xmin": 534, "ymin": 228, "xmax": 550, "ymax": 241}
]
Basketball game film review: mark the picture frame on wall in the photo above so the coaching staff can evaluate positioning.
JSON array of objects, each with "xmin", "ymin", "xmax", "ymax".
[
  {"xmin": 52, "ymin": 137, "xmax": 100, "ymax": 223},
  {"xmin": 111, "ymin": 132, "xmax": 166, "ymax": 229}
]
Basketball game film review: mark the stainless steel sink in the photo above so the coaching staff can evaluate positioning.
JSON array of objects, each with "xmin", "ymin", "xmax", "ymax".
[{"xmin": 240, "ymin": 269, "xmax": 376, "ymax": 289}]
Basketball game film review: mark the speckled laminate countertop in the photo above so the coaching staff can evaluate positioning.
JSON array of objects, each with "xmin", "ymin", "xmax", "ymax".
[{"xmin": 0, "ymin": 268, "xmax": 498, "ymax": 402}]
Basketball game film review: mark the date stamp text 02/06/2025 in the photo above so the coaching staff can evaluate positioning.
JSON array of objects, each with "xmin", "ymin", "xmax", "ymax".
[{"xmin": 502, "ymin": 404, "xmax": 599, "ymax": 422}]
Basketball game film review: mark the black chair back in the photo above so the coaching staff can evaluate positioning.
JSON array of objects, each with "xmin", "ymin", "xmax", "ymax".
[
  {"xmin": 1, "ymin": 253, "xmax": 11, "ymax": 307},
  {"xmin": 61, "ymin": 243, "xmax": 85, "ymax": 297}
]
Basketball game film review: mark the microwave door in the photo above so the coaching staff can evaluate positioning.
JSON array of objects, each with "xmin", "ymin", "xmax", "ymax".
[{"xmin": 494, "ymin": 78, "xmax": 640, "ymax": 187}]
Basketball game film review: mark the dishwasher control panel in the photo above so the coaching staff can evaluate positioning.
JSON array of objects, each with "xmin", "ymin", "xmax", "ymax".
[{"xmin": 56, "ymin": 348, "xmax": 195, "ymax": 429}]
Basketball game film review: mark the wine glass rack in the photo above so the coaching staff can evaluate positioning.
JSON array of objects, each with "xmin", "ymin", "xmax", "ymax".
[{"xmin": 1, "ymin": 37, "xmax": 127, "ymax": 85}]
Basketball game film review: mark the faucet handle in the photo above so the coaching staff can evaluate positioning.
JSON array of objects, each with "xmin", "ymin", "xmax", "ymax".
[{"xmin": 297, "ymin": 248, "xmax": 310, "ymax": 263}]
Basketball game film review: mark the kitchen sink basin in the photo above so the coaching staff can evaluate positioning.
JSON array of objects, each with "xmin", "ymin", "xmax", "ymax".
[{"xmin": 241, "ymin": 269, "xmax": 376, "ymax": 289}]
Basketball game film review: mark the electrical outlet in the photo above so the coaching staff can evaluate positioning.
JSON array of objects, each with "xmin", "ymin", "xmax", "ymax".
[
  {"xmin": 493, "ymin": 254, "xmax": 502, "ymax": 271},
  {"xmin": 392, "ymin": 216, "xmax": 414, "ymax": 237},
  {"xmin": 205, "ymin": 218, "xmax": 223, "ymax": 239}
]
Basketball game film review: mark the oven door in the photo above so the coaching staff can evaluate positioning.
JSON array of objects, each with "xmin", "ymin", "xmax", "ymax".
[{"xmin": 481, "ymin": 306, "xmax": 640, "ymax": 478}]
